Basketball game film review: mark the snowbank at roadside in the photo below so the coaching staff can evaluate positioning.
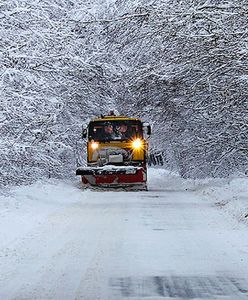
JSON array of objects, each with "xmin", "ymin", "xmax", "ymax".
[
  {"xmin": 0, "ymin": 179, "xmax": 82, "ymax": 247},
  {"xmin": 148, "ymin": 168, "xmax": 198, "ymax": 191},
  {"xmin": 148, "ymin": 168, "xmax": 226, "ymax": 192},
  {"xmin": 149, "ymin": 168, "xmax": 248, "ymax": 225},
  {"xmin": 197, "ymin": 177, "xmax": 248, "ymax": 225}
]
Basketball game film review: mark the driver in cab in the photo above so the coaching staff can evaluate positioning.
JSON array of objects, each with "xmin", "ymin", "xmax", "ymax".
[
  {"xmin": 104, "ymin": 123, "xmax": 115, "ymax": 140},
  {"xmin": 118, "ymin": 123, "xmax": 130, "ymax": 139}
]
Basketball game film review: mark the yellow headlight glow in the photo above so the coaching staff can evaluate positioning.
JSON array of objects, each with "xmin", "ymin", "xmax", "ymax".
[
  {"xmin": 132, "ymin": 138, "xmax": 142, "ymax": 149},
  {"xmin": 91, "ymin": 142, "xmax": 99, "ymax": 150}
]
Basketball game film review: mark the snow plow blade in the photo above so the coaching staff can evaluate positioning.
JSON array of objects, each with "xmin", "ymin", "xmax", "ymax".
[{"xmin": 76, "ymin": 166, "xmax": 147, "ymax": 189}]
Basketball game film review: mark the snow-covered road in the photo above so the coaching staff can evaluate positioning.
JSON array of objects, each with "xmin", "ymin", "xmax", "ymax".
[{"xmin": 0, "ymin": 169, "xmax": 248, "ymax": 299}]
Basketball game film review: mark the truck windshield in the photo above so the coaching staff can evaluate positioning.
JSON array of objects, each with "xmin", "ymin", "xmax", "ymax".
[{"xmin": 88, "ymin": 120, "xmax": 143, "ymax": 142}]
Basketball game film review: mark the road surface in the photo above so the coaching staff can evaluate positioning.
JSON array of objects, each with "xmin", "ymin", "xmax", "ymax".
[{"xmin": 0, "ymin": 169, "xmax": 248, "ymax": 299}]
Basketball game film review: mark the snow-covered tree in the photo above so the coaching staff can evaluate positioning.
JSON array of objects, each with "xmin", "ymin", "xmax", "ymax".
[{"xmin": 0, "ymin": 0, "xmax": 247, "ymax": 185}]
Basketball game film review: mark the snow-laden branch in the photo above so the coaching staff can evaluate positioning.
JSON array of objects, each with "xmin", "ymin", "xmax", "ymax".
[{"xmin": 69, "ymin": 12, "xmax": 149, "ymax": 24}]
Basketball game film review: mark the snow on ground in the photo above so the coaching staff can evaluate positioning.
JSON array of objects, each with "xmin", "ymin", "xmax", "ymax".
[
  {"xmin": 0, "ymin": 169, "xmax": 248, "ymax": 299},
  {"xmin": 197, "ymin": 177, "xmax": 248, "ymax": 226},
  {"xmin": 0, "ymin": 179, "xmax": 81, "ymax": 246},
  {"xmin": 149, "ymin": 168, "xmax": 248, "ymax": 225}
]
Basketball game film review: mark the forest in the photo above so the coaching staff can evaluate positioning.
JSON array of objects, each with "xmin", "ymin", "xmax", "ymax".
[{"xmin": 0, "ymin": 0, "xmax": 247, "ymax": 185}]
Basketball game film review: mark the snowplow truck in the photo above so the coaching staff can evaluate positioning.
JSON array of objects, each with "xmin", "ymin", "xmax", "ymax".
[{"xmin": 76, "ymin": 113, "xmax": 151, "ymax": 189}]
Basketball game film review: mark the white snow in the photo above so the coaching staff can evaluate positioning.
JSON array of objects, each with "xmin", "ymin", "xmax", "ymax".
[
  {"xmin": 197, "ymin": 176, "xmax": 248, "ymax": 226},
  {"xmin": 77, "ymin": 165, "xmax": 141, "ymax": 171},
  {"xmin": 0, "ymin": 169, "xmax": 248, "ymax": 299}
]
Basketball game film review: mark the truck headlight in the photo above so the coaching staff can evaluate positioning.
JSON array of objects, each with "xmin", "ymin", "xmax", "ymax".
[
  {"xmin": 91, "ymin": 142, "xmax": 99, "ymax": 150},
  {"xmin": 132, "ymin": 138, "xmax": 142, "ymax": 149}
]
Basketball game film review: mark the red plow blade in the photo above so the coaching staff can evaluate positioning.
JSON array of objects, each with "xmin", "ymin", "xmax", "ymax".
[{"xmin": 76, "ymin": 166, "xmax": 147, "ymax": 189}]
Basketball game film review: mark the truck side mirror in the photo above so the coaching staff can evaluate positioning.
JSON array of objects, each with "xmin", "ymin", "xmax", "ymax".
[
  {"xmin": 82, "ymin": 129, "xmax": 87, "ymax": 139},
  {"xmin": 143, "ymin": 123, "xmax": 151, "ymax": 136},
  {"xmin": 147, "ymin": 125, "xmax": 151, "ymax": 136},
  {"xmin": 82, "ymin": 124, "xmax": 87, "ymax": 139}
]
